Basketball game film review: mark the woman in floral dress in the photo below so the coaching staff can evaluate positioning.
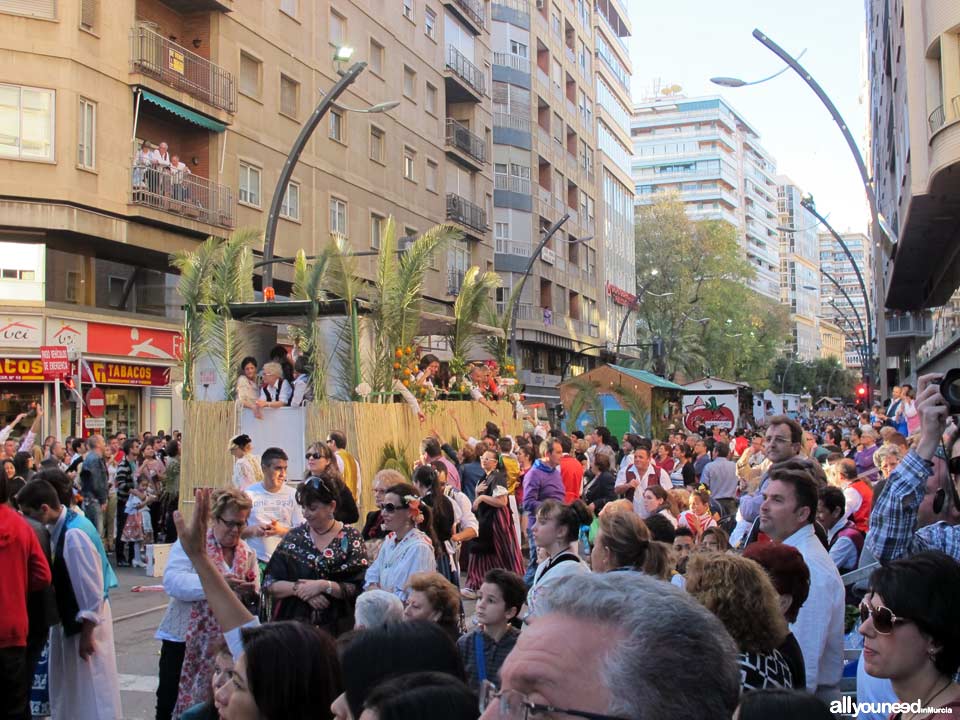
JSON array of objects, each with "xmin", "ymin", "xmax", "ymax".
[{"xmin": 263, "ymin": 475, "xmax": 368, "ymax": 637}]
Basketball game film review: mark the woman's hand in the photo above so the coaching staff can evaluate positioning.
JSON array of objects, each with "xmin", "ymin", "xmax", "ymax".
[
  {"xmin": 294, "ymin": 580, "xmax": 326, "ymax": 601},
  {"xmin": 174, "ymin": 488, "xmax": 210, "ymax": 561},
  {"xmin": 307, "ymin": 594, "xmax": 330, "ymax": 610},
  {"xmin": 224, "ymin": 573, "xmax": 257, "ymax": 596}
]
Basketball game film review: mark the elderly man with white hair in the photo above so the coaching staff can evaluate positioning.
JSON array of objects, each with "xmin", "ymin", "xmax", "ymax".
[
  {"xmin": 354, "ymin": 589, "xmax": 404, "ymax": 630},
  {"xmin": 479, "ymin": 572, "xmax": 741, "ymax": 720}
]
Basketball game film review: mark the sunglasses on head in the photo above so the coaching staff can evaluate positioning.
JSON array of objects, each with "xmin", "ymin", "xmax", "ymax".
[
  {"xmin": 380, "ymin": 502, "xmax": 408, "ymax": 513},
  {"xmin": 304, "ymin": 476, "xmax": 336, "ymax": 497},
  {"xmin": 859, "ymin": 600, "xmax": 908, "ymax": 634}
]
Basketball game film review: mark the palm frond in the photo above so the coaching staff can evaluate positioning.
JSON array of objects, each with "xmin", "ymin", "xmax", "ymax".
[
  {"xmin": 611, "ymin": 384, "xmax": 651, "ymax": 436},
  {"xmin": 449, "ymin": 266, "xmax": 500, "ymax": 363},
  {"xmin": 171, "ymin": 236, "xmax": 220, "ymax": 400},
  {"xmin": 565, "ymin": 377, "xmax": 604, "ymax": 432},
  {"xmin": 483, "ymin": 281, "xmax": 522, "ymax": 366},
  {"xmin": 328, "ymin": 238, "xmax": 364, "ymax": 399}
]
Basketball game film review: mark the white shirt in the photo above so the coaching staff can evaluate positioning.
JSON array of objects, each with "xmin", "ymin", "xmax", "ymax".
[
  {"xmin": 148, "ymin": 148, "xmax": 171, "ymax": 169},
  {"xmin": 826, "ymin": 521, "xmax": 860, "ymax": 572},
  {"xmin": 244, "ymin": 482, "xmax": 304, "ymax": 562},
  {"xmin": 156, "ymin": 540, "xmax": 205, "ymax": 642},
  {"xmin": 259, "ymin": 378, "xmax": 292, "ymax": 405},
  {"xmin": 527, "ymin": 550, "xmax": 589, "ymax": 614},
  {"xmin": 232, "ymin": 455, "xmax": 260, "ymax": 491},
  {"xmin": 782, "ymin": 524, "xmax": 845, "ymax": 694},
  {"xmin": 364, "ymin": 528, "xmax": 437, "ymax": 600},
  {"xmin": 841, "ymin": 483, "xmax": 863, "ymax": 520},
  {"xmin": 631, "ymin": 464, "xmax": 673, "ymax": 517},
  {"xmin": 614, "ymin": 455, "xmax": 633, "ymax": 487}
]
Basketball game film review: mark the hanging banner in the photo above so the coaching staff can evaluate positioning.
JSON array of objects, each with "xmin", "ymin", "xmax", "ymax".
[{"xmin": 682, "ymin": 393, "xmax": 738, "ymax": 432}]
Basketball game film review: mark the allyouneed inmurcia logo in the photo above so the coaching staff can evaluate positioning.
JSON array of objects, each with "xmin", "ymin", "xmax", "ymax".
[{"xmin": 831, "ymin": 698, "xmax": 953, "ymax": 716}]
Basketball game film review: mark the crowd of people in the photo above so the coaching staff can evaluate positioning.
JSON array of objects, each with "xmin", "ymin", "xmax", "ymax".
[
  {"xmin": 133, "ymin": 141, "xmax": 197, "ymax": 203},
  {"xmin": 1, "ymin": 373, "xmax": 960, "ymax": 719}
]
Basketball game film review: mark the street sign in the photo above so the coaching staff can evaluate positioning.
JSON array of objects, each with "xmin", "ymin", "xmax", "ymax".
[
  {"xmin": 84, "ymin": 417, "xmax": 106, "ymax": 430},
  {"xmin": 40, "ymin": 345, "xmax": 70, "ymax": 380},
  {"xmin": 85, "ymin": 387, "xmax": 106, "ymax": 418}
]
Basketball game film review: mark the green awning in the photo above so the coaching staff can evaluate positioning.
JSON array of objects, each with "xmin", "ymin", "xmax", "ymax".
[
  {"xmin": 609, "ymin": 364, "xmax": 685, "ymax": 391},
  {"xmin": 138, "ymin": 88, "xmax": 226, "ymax": 133}
]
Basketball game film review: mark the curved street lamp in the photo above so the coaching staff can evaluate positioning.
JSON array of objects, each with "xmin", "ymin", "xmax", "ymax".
[{"xmin": 710, "ymin": 48, "xmax": 807, "ymax": 87}]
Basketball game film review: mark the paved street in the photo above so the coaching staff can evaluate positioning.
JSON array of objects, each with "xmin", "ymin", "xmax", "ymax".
[{"xmin": 109, "ymin": 565, "xmax": 169, "ymax": 720}]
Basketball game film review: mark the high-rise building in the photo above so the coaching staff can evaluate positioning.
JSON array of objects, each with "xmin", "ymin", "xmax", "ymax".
[
  {"xmin": 491, "ymin": 0, "xmax": 629, "ymax": 405},
  {"xmin": 865, "ymin": 1, "xmax": 950, "ymax": 386},
  {"xmin": 818, "ymin": 319, "xmax": 846, "ymax": 367},
  {"xmin": 776, "ymin": 177, "xmax": 822, "ymax": 361},
  {"xmin": 819, "ymin": 231, "xmax": 872, "ymax": 370},
  {"xmin": 631, "ymin": 96, "xmax": 781, "ymax": 300},
  {"xmin": 0, "ymin": 0, "xmax": 493, "ymax": 437}
]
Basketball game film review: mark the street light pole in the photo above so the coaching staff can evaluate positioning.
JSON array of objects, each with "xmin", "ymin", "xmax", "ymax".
[
  {"xmin": 262, "ymin": 60, "xmax": 368, "ymax": 290},
  {"xmin": 509, "ymin": 214, "xmax": 571, "ymax": 370},
  {"xmin": 822, "ymin": 268, "xmax": 869, "ymax": 367}
]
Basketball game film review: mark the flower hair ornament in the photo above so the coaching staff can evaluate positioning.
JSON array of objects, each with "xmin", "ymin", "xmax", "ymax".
[
  {"xmin": 403, "ymin": 495, "xmax": 425, "ymax": 526},
  {"xmin": 697, "ymin": 484, "xmax": 711, "ymax": 496}
]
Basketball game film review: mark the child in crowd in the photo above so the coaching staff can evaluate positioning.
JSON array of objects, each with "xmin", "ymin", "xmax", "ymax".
[
  {"xmin": 457, "ymin": 568, "xmax": 526, "ymax": 693},
  {"xmin": 121, "ymin": 476, "xmax": 155, "ymax": 568}
]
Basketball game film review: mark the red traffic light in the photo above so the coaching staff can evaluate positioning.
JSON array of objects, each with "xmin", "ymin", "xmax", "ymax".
[{"xmin": 856, "ymin": 384, "xmax": 867, "ymax": 397}]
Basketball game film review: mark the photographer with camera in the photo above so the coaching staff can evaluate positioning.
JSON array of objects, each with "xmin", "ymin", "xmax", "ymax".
[{"xmin": 867, "ymin": 373, "xmax": 960, "ymax": 563}]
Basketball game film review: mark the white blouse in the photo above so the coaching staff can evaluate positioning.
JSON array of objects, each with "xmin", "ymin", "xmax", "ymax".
[{"xmin": 363, "ymin": 528, "xmax": 436, "ymax": 600}]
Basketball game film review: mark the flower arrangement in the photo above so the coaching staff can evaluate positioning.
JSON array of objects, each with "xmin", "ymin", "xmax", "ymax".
[
  {"xmin": 393, "ymin": 346, "xmax": 439, "ymax": 414},
  {"xmin": 403, "ymin": 494, "xmax": 424, "ymax": 525}
]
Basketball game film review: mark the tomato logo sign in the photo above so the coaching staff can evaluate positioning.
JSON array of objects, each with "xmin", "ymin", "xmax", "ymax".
[{"xmin": 683, "ymin": 395, "xmax": 736, "ymax": 432}]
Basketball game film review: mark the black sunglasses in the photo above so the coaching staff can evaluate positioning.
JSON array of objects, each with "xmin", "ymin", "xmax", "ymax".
[
  {"xmin": 304, "ymin": 476, "xmax": 336, "ymax": 497},
  {"xmin": 305, "ymin": 452, "xmax": 324, "ymax": 461},
  {"xmin": 859, "ymin": 600, "xmax": 907, "ymax": 634},
  {"xmin": 217, "ymin": 518, "xmax": 246, "ymax": 530},
  {"xmin": 380, "ymin": 502, "xmax": 408, "ymax": 513}
]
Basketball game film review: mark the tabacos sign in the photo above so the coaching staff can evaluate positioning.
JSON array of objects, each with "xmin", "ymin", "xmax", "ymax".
[
  {"xmin": 683, "ymin": 395, "xmax": 737, "ymax": 432},
  {"xmin": 81, "ymin": 361, "xmax": 170, "ymax": 387},
  {"xmin": 0, "ymin": 316, "xmax": 43, "ymax": 348},
  {"xmin": 0, "ymin": 357, "xmax": 45, "ymax": 381}
]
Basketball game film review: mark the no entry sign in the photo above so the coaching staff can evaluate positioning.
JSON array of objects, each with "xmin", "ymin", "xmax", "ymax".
[{"xmin": 85, "ymin": 387, "xmax": 106, "ymax": 418}]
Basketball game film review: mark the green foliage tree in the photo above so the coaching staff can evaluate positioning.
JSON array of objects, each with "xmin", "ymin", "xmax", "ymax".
[
  {"xmin": 291, "ymin": 247, "xmax": 333, "ymax": 402},
  {"xmin": 447, "ymin": 266, "xmax": 500, "ymax": 379},
  {"xmin": 768, "ymin": 356, "xmax": 859, "ymax": 400},
  {"xmin": 631, "ymin": 194, "xmax": 791, "ymax": 384},
  {"xmin": 171, "ymin": 236, "xmax": 220, "ymax": 400},
  {"xmin": 564, "ymin": 376, "xmax": 604, "ymax": 432}
]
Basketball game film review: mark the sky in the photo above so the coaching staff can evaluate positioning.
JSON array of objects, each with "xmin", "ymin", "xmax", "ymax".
[{"xmin": 627, "ymin": 0, "xmax": 870, "ymax": 234}]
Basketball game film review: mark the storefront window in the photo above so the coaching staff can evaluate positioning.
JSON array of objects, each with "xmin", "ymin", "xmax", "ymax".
[
  {"xmin": 0, "ymin": 384, "xmax": 42, "ymax": 435},
  {"xmin": 105, "ymin": 388, "xmax": 140, "ymax": 437}
]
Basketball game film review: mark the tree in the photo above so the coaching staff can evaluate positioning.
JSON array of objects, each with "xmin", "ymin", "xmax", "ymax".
[
  {"xmin": 631, "ymin": 194, "xmax": 791, "ymax": 383},
  {"xmin": 447, "ymin": 266, "xmax": 500, "ymax": 380},
  {"xmin": 768, "ymin": 356, "xmax": 858, "ymax": 399},
  {"xmin": 171, "ymin": 237, "xmax": 220, "ymax": 400}
]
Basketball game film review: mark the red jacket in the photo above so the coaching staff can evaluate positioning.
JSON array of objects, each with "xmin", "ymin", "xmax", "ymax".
[
  {"xmin": 849, "ymin": 478, "xmax": 873, "ymax": 534},
  {"xmin": 559, "ymin": 455, "xmax": 585, "ymax": 504},
  {"xmin": 0, "ymin": 505, "xmax": 51, "ymax": 648}
]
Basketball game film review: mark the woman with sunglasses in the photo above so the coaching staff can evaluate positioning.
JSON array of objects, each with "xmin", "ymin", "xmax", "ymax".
[
  {"xmin": 168, "ymin": 488, "xmax": 260, "ymax": 718},
  {"xmin": 304, "ymin": 442, "xmax": 359, "ymax": 524},
  {"xmin": 364, "ymin": 483, "xmax": 438, "ymax": 600},
  {"xmin": 263, "ymin": 476, "xmax": 368, "ymax": 637},
  {"xmin": 858, "ymin": 551, "xmax": 960, "ymax": 719}
]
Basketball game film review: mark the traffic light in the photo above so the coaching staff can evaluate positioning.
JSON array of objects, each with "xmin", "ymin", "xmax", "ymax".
[{"xmin": 856, "ymin": 384, "xmax": 867, "ymax": 399}]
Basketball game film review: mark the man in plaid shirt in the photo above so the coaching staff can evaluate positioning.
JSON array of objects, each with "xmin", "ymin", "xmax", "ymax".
[{"xmin": 867, "ymin": 373, "xmax": 960, "ymax": 563}]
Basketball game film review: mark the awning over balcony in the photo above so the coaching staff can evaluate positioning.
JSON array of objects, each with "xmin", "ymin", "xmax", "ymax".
[{"xmin": 137, "ymin": 88, "xmax": 227, "ymax": 133}]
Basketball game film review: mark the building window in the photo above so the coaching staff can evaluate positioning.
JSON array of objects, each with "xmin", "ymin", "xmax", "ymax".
[
  {"xmin": 239, "ymin": 162, "xmax": 261, "ymax": 206},
  {"xmin": 329, "ymin": 9, "xmax": 346, "ymax": 47},
  {"xmin": 77, "ymin": 97, "xmax": 95, "ymax": 169},
  {"xmin": 510, "ymin": 40, "xmax": 528, "ymax": 58},
  {"xmin": 329, "ymin": 109, "xmax": 344, "ymax": 142},
  {"xmin": 1, "ymin": 0, "xmax": 55, "ymax": 19},
  {"xmin": 0, "ymin": 84, "xmax": 55, "ymax": 162},
  {"xmin": 426, "ymin": 159, "xmax": 438, "ymax": 192},
  {"xmin": 424, "ymin": 7, "xmax": 436, "ymax": 39},
  {"xmin": 280, "ymin": 74, "xmax": 299, "ymax": 118},
  {"xmin": 403, "ymin": 66, "xmax": 416, "ymax": 100},
  {"xmin": 369, "ymin": 126, "xmax": 384, "ymax": 163},
  {"xmin": 280, "ymin": 0, "xmax": 297, "ymax": 17},
  {"xmin": 330, "ymin": 197, "xmax": 347, "ymax": 235},
  {"xmin": 402, "ymin": 0, "xmax": 413, "ymax": 21},
  {"xmin": 369, "ymin": 39, "xmax": 384, "ymax": 75},
  {"xmin": 65, "ymin": 271, "xmax": 80, "ymax": 303},
  {"xmin": 239, "ymin": 52, "xmax": 261, "ymax": 97},
  {"xmin": 280, "ymin": 181, "xmax": 300, "ymax": 220},
  {"xmin": 370, "ymin": 213, "xmax": 384, "ymax": 249},
  {"xmin": 425, "ymin": 83, "xmax": 438, "ymax": 116},
  {"xmin": 403, "ymin": 146, "xmax": 416, "ymax": 180},
  {"xmin": 80, "ymin": 0, "xmax": 96, "ymax": 30}
]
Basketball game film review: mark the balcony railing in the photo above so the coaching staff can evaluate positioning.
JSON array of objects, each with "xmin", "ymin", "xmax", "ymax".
[
  {"xmin": 131, "ymin": 26, "xmax": 236, "ymax": 113},
  {"xmin": 446, "ymin": 193, "xmax": 487, "ymax": 233},
  {"xmin": 929, "ymin": 105, "xmax": 946, "ymax": 135},
  {"xmin": 496, "ymin": 238, "xmax": 531, "ymax": 256},
  {"xmin": 446, "ymin": 0, "xmax": 484, "ymax": 29},
  {"xmin": 131, "ymin": 166, "xmax": 235, "ymax": 228},
  {"xmin": 446, "ymin": 46, "xmax": 485, "ymax": 96},
  {"xmin": 887, "ymin": 313, "xmax": 933, "ymax": 336},
  {"xmin": 492, "ymin": 51, "xmax": 531, "ymax": 74},
  {"xmin": 445, "ymin": 119, "xmax": 486, "ymax": 165},
  {"xmin": 493, "ymin": 112, "xmax": 531, "ymax": 133},
  {"xmin": 492, "ymin": 0, "xmax": 529, "ymax": 19},
  {"xmin": 447, "ymin": 268, "xmax": 466, "ymax": 295},
  {"xmin": 495, "ymin": 174, "xmax": 531, "ymax": 195}
]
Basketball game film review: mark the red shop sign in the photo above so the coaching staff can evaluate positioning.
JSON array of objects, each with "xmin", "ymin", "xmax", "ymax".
[
  {"xmin": 86, "ymin": 322, "xmax": 183, "ymax": 360},
  {"xmin": 0, "ymin": 357, "xmax": 45, "ymax": 382},
  {"xmin": 605, "ymin": 282, "xmax": 638, "ymax": 308},
  {"xmin": 81, "ymin": 361, "xmax": 170, "ymax": 387}
]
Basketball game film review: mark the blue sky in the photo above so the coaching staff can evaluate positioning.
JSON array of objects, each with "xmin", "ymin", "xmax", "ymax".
[{"xmin": 627, "ymin": 0, "xmax": 869, "ymax": 233}]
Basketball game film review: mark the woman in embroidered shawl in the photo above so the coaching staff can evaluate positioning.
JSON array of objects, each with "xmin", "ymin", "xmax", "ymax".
[
  {"xmin": 173, "ymin": 488, "xmax": 259, "ymax": 717},
  {"xmin": 263, "ymin": 475, "xmax": 368, "ymax": 637}
]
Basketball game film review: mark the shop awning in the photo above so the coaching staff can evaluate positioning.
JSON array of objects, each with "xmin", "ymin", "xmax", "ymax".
[
  {"xmin": 138, "ymin": 88, "xmax": 227, "ymax": 133},
  {"xmin": 608, "ymin": 364, "xmax": 685, "ymax": 391}
]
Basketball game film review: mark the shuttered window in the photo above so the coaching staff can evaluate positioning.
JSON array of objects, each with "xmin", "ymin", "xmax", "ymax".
[
  {"xmin": 0, "ymin": 0, "xmax": 56, "ymax": 19},
  {"xmin": 80, "ymin": 0, "xmax": 94, "ymax": 29}
]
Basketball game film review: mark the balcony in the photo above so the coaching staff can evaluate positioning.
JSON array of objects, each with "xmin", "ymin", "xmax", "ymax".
[
  {"xmin": 445, "ymin": 119, "xmax": 486, "ymax": 170},
  {"xmin": 446, "ymin": 193, "xmax": 487, "ymax": 234},
  {"xmin": 131, "ymin": 166, "xmax": 235, "ymax": 229},
  {"xmin": 447, "ymin": 268, "xmax": 466, "ymax": 295},
  {"xmin": 929, "ymin": 105, "xmax": 946, "ymax": 135},
  {"xmin": 445, "ymin": 46, "xmax": 485, "ymax": 102},
  {"xmin": 886, "ymin": 311, "xmax": 933, "ymax": 354},
  {"xmin": 493, "ymin": 112, "xmax": 532, "ymax": 150},
  {"xmin": 492, "ymin": 0, "xmax": 530, "ymax": 28},
  {"xmin": 442, "ymin": 0, "xmax": 484, "ymax": 34},
  {"xmin": 131, "ymin": 26, "xmax": 236, "ymax": 114}
]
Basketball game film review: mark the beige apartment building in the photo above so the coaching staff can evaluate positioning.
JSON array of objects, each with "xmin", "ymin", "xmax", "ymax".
[
  {"xmin": 489, "ymin": 0, "xmax": 633, "ymax": 408},
  {"xmin": 0, "ymin": 0, "xmax": 493, "ymax": 437}
]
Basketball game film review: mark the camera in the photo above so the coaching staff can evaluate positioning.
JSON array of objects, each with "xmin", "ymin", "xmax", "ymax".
[{"xmin": 939, "ymin": 369, "xmax": 960, "ymax": 414}]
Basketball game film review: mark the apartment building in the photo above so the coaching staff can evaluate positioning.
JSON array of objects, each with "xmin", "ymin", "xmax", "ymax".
[
  {"xmin": 490, "ymin": 0, "xmax": 629, "ymax": 406},
  {"xmin": 631, "ymin": 95, "xmax": 782, "ymax": 301},
  {"xmin": 818, "ymin": 319, "xmax": 846, "ymax": 366},
  {"xmin": 819, "ymin": 231, "xmax": 872, "ymax": 371},
  {"xmin": 0, "ymin": 0, "xmax": 493, "ymax": 437},
  {"xmin": 865, "ymin": 0, "xmax": 953, "ymax": 385},
  {"xmin": 776, "ymin": 177, "xmax": 822, "ymax": 361}
]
